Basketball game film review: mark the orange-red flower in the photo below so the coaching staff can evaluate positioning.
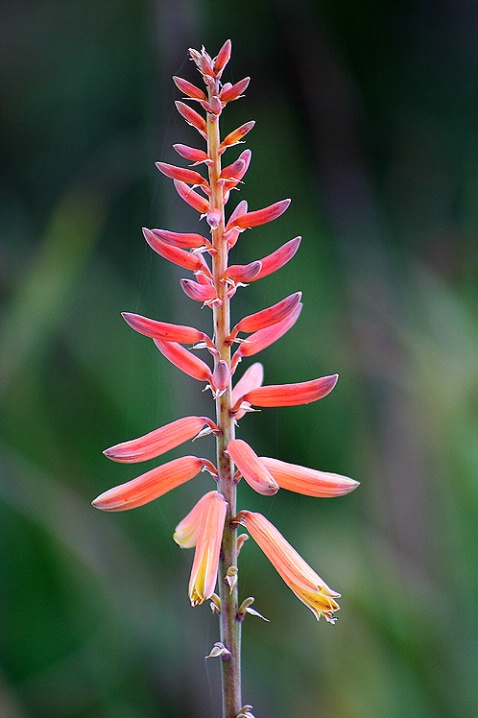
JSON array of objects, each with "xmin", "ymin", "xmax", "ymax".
[
  {"xmin": 227, "ymin": 439, "xmax": 279, "ymax": 496},
  {"xmin": 260, "ymin": 456, "xmax": 359, "ymax": 497},
  {"xmin": 236, "ymin": 511, "xmax": 340, "ymax": 623},
  {"xmin": 188, "ymin": 492, "xmax": 228, "ymax": 606},
  {"xmin": 92, "ymin": 456, "xmax": 211, "ymax": 512}
]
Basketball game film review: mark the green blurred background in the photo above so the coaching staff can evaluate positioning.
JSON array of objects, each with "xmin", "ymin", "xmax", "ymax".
[{"xmin": 2, "ymin": 1, "xmax": 478, "ymax": 716}]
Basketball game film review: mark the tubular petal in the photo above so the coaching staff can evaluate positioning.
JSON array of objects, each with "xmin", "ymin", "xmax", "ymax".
[
  {"xmin": 220, "ymin": 121, "xmax": 255, "ymax": 150},
  {"xmin": 103, "ymin": 416, "xmax": 216, "ymax": 464},
  {"xmin": 212, "ymin": 360, "xmax": 230, "ymax": 391},
  {"xmin": 219, "ymin": 77, "xmax": 251, "ymax": 103},
  {"xmin": 214, "ymin": 39, "xmax": 232, "ymax": 77},
  {"xmin": 92, "ymin": 456, "xmax": 205, "ymax": 512},
  {"xmin": 180, "ymin": 278, "xmax": 218, "ymax": 303},
  {"xmin": 174, "ymin": 181, "xmax": 210, "ymax": 214},
  {"xmin": 154, "ymin": 340, "xmax": 212, "ymax": 381},
  {"xmin": 143, "ymin": 228, "xmax": 211, "ymax": 275},
  {"xmin": 189, "ymin": 492, "xmax": 228, "ymax": 605},
  {"xmin": 233, "ymin": 199, "xmax": 290, "ymax": 229},
  {"xmin": 174, "ymin": 490, "xmax": 218, "ymax": 548},
  {"xmin": 237, "ymin": 511, "xmax": 340, "ymax": 622},
  {"xmin": 234, "ymin": 292, "xmax": 302, "ymax": 335},
  {"xmin": 253, "ymin": 236, "xmax": 302, "ymax": 280},
  {"xmin": 149, "ymin": 228, "xmax": 212, "ymax": 250},
  {"xmin": 243, "ymin": 374, "xmax": 338, "ymax": 407},
  {"xmin": 227, "ymin": 440, "xmax": 279, "ymax": 496},
  {"xmin": 122, "ymin": 312, "xmax": 206, "ymax": 345},
  {"xmin": 225, "ymin": 261, "xmax": 262, "ymax": 283},
  {"xmin": 172, "ymin": 76, "xmax": 207, "ymax": 101},
  {"xmin": 260, "ymin": 457, "xmax": 360, "ymax": 497},
  {"xmin": 173, "ymin": 144, "xmax": 210, "ymax": 165},
  {"xmin": 175, "ymin": 101, "xmax": 207, "ymax": 137},
  {"xmin": 231, "ymin": 363, "xmax": 264, "ymax": 407},
  {"xmin": 233, "ymin": 303, "xmax": 302, "ymax": 364},
  {"xmin": 156, "ymin": 162, "xmax": 208, "ymax": 187}
]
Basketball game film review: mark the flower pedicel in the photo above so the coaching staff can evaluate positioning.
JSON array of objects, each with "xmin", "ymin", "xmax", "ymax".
[{"xmin": 92, "ymin": 40, "xmax": 359, "ymax": 718}]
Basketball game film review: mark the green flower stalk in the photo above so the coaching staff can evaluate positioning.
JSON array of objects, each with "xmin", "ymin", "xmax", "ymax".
[{"xmin": 92, "ymin": 40, "xmax": 359, "ymax": 718}]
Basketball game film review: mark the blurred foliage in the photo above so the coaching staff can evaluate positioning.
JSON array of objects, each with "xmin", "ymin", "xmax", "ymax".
[{"xmin": 1, "ymin": 1, "xmax": 478, "ymax": 717}]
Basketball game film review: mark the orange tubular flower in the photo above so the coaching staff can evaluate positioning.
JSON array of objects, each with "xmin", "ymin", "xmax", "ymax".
[
  {"xmin": 174, "ymin": 490, "xmax": 218, "ymax": 548},
  {"xmin": 260, "ymin": 456, "xmax": 359, "ymax": 497},
  {"xmin": 227, "ymin": 439, "xmax": 279, "ymax": 496},
  {"xmin": 242, "ymin": 374, "xmax": 338, "ymax": 408},
  {"xmin": 103, "ymin": 415, "xmax": 217, "ymax": 464},
  {"xmin": 92, "ymin": 456, "xmax": 212, "ymax": 512},
  {"xmin": 237, "ymin": 511, "xmax": 341, "ymax": 623},
  {"xmin": 188, "ymin": 492, "xmax": 228, "ymax": 606}
]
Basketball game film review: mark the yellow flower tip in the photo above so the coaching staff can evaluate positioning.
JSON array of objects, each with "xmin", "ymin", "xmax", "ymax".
[
  {"xmin": 188, "ymin": 492, "xmax": 228, "ymax": 606},
  {"xmin": 238, "ymin": 510, "xmax": 341, "ymax": 623}
]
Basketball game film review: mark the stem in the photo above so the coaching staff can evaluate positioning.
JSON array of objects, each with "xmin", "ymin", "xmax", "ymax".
[{"xmin": 208, "ymin": 103, "xmax": 242, "ymax": 717}]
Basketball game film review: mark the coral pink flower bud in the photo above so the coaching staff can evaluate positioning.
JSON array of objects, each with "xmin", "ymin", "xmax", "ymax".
[
  {"xmin": 236, "ymin": 511, "xmax": 340, "ymax": 623},
  {"xmin": 202, "ymin": 95, "xmax": 222, "ymax": 115},
  {"xmin": 174, "ymin": 490, "xmax": 219, "ymax": 548},
  {"xmin": 92, "ymin": 456, "xmax": 206, "ymax": 512},
  {"xmin": 219, "ymin": 77, "xmax": 250, "ymax": 102},
  {"xmin": 243, "ymin": 374, "xmax": 338, "ymax": 407},
  {"xmin": 142, "ymin": 228, "xmax": 211, "ymax": 275},
  {"xmin": 227, "ymin": 439, "xmax": 279, "ymax": 496},
  {"xmin": 175, "ymin": 101, "xmax": 207, "ymax": 137},
  {"xmin": 206, "ymin": 208, "xmax": 222, "ymax": 229},
  {"xmin": 232, "ymin": 292, "xmax": 302, "ymax": 337},
  {"xmin": 122, "ymin": 312, "xmax": 208, "ymax": 345},
  {"xmin": 173, "ymin": 76, "xmax": 207, "ymax": 101},
  {"xmin": 154, "ymin": 340, "xmax": 212, "ymax": 381},
  {"xmin": 156, "ymin": 162, "xmax": 208, "ymax": 188},
  {"xmin": 232, "ymin": 303, "xmax": 302, "ymax": 367},
  {"xmin": 260, "ymin": 457, "xmax": 359, "ymax": 497},
  {"xmin": 254, "ymin": 236, "xmax": 302, "ymax": 280},
  {"xmin": 214, "ymin": 39, "xmax": 232, "ymax": 77},
  {"xmin": 220, "ymin": 121, "xmax": 255, "ymax": 150},
  {"xmin": 103, "ymin": 416, "xmax": 217, "ymax": 464},
  {"xmin": 188, "ymin": 492, "xmax": 228, "ymax": 605},
  {"xmin": 232, "ymin": 199, "xmax": 291, "ymax": 230},
  {"xmin": 150, "ymin": 228, "xmax": 212, "ymax": 251},
  {"xmin": 220, "ymin": 158, "xmax": 246, "ymax": 181},
  {"xmin": 180, "ymin": 278, "xmax": 218, "ymax": 304},
  {"xmin": 173, "ymin": 144, "xmax": 210, "ymax": 165},
  {"xmin": 225, "ymin": 260, "xmax": 262, "ymax": 283},
  {"xmin": 212, "ymin": 360, "xmax": 230, "ymax": 392},
  {"xmin": 174, "ymin": 181, "xmax": 210, "ymax": 214},
  {"xmin": 231, "ymin": 362, "xmax": 264, "ymax": 404},
  {"xmin": 189, "ymin": 47, "xmax": 215, "ymax": 78}
]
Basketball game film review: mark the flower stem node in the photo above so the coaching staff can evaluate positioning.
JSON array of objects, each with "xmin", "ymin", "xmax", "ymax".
[
  {"xmin": 207, "ymin": 642, "xmax": 232, "ymax": 660},
  {"xmin": 237, "ymin": 597, "xmax": 269, "ymax": 622}
]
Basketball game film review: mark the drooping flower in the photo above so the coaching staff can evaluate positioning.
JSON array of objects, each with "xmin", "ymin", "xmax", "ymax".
[
  {"xmin": 188, "ymin": 492, "xmax": 228, "ymax": 606},
  {"xmin": 236, "ymin": 511, "xmax": 340, "ymax": 623}
]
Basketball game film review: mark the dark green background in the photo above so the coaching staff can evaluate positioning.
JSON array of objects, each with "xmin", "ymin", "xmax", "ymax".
[{"xmin": 2, "ymin": 1, "xmax": 477, "ymax": 716}]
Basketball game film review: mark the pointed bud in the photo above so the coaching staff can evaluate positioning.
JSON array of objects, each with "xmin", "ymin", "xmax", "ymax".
[
  {"xmin": 189, "ymin": 46, "xmax": 215, "ymax": 78},
  {"xmin": 225, "ymin": 260, "xmax": 262, "ymax": 283},
  {"xmin": 260, "ymin": 457, "xmax": 360, "ymax": 497},
  {"xmin": 226, "ymin": 439, "xmax": 279, "ymax": 496},
  {"xmin": 243, "ymin": 374, "xmax": 338, "ymax": 407},
  {"xmin": 103, "ymin": 416, "xmax": 216, "ymax": 464},
  {"xmin": 156, "ymin": 161, "xmax": 208, "ymax": 188},
  {"xmin": 206, "ymin": 208, "xmax": 222, "ymax": 229},
  {"xmin": 174, "ymin": 490, "xmax": 218, "ymax": 548},
  {"xmin": 220, "ymin": 121, "xmax": 255, "ymax": 151},
  {"xmin": 253, "ymin": 236, "xmax": 301, "ymax": 279},
  {"xmin": 143, "ymin": 228, "xmax": 211, "ymax": 275},
  {"xmin": 122, "ymin": 312, "xmax": 207, "ymax": 345},
  {"xmin": 219, "ymin": 77, "xmax": 250, "ymax": 102},
  {"xmin": 175, "ymin": 101, "xmax": 207, "ymax": 137},
  {"xmin": 189, "ymin": 492, "xmax": 228, "ymax": 605},
  {"xmin": 220, "ymin": 157, "xmax": 246, "ymax": 181},
  {"xmin": 154, "ymin": 340, "xmax": 212, "ymax": 381},
  {"xmin": 92, "ymin": 456, "xmax": 205, "ymax": 512},
  {"xmin": 236, "ymin": 511, "xmax": 340, "ymax": 623},
  {"xmin": 230, "ymin": 199, "xmax": 290, "ymax": 230},
  {"xmin": 231, "ymin": 362, "xmax": 264, "ymax": 405},
  {"xmin": 214, "ymin": 39, "xmax": 232, "ymax": 77},
  {"xmin": 232, "ymin": 304, "xmax": 302, "ymax": 367},
  {"xmin": 174, "ymin": 180, "xmax": 210, "ymax": 214},
  {"xmin": 233, "ymin": 292, "xmax": 302, "ymax": 335},
  {"xmin": 212, "ymin": 360, "xmax": 230, "ymax": 392},
  {"xmin": 173, "ymin": 143, "xmax": 210, "ymax": 165},
  {"xmin": 180, "ymin": 278, "xmax": 218, "ymax": 304},
  {"xmin": 173, "ymin": 76, "xmax": 207, "ymax": 100},
  {"xmin": 150, "ymin": 228, "xmax": 212, "ymax": 251}
]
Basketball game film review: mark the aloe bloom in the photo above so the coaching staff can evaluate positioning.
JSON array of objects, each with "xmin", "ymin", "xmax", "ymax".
[{"xmin": 92, "ymin": 40, "xmax": 359, "ymax": 718}]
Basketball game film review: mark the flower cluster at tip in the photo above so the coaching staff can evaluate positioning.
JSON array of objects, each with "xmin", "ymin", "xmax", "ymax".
[{"xmin": 92, "ymin": 41, "xmax": 359, "ymax": 624}]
